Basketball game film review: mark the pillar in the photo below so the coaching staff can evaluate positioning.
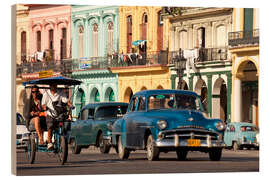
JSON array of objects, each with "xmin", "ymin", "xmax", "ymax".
[
  {"xmin": 207, "ymin": 74, "xmax": 212, "ymax": 117},
  {"xmin": 234, "ymin": 78, "xmax": 242, "ymax": 122}
]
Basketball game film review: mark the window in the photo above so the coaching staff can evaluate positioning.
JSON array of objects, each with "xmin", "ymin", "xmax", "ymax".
[
  {"xmin": 61, "ymin": 28, "xmax": 67, "ymax": 59},
  {"xmin": 21, "ymin": 31, "xmax": 26, "ymax": 63},
  {"xmin": 130, "ymin": 97, "xmax": 138, "ymax": 112},
  {"xmin": 127, "ymin": 15, "xmax": 132, "ymax": 53},
  {"xmin": 78, "ymin": 26, "xmax": 84, "ymax": 58},
  {"xmin": 107, "ymin": 22, "xmax": 114, "ymax": 54},
  {"xmin": 36, "ymin": 31, "xmax": 41, "ymax": 51},
  {"xmin": 95, "ymin": 106, "xmax": 128, "ymax": 119},
  {"xmin": 81, "ymin": 109, "xmax": 89, "ymax": 120},
  {"xmin": 179, "ymin": 30, "xmax": 188, "ymax": 50},
  {"xmin": 138, "ymin": 97, "xmax": 146, "ymax": 111},
  {"xmin": 92, "ymin": 23, "xmax": 98, "ymax": 57},
  {"xmin": 197, "ymin": 27, "xmax": 205, "ymax": 48},
  {"xmin": 49, "ymin": 29, "xmax": 54, "ymax": 50}
]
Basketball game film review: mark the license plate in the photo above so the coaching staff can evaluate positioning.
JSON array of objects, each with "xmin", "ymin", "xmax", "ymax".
[{"xmin": 187, "ymin": 139, "xmax": 201, "ymax": 147}]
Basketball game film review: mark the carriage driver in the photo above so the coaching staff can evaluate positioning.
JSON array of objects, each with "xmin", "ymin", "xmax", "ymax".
[{"xmin": 41, "ymin": 83, "xmax": 71, "ymax": 150}]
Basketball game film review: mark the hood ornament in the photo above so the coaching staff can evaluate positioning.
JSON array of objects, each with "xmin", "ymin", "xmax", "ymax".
[{"xmin": 188, "ymin": 117, "xmax": 194, "ymax": 121}]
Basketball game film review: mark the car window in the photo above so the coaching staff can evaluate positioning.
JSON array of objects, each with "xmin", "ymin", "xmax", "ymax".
[
  {"xmin": 226, "ymin": 125, "xmax": 235, "ymax": 132},
  {"xmin": 81, "ymin": 109, "xmax": 89, "ymax": 120},
  {"xmin": 130, "ymin": 97, "xmax": 138, "ymax": 112},
  {"xmin": 95, "ymin": 105, "xmax": 128, "ymax": 120},
  {"xmin": 148, "ymin": 94, "xmax": 173, "ymax": 110},
  {"xmin": 138, "ymin": 97, "xmax": 146, "ymax": 111},
  {"xmin": 240, "ymin": 126, "xmax": 257, "ymax": 132},
  {"xmin": 16, "ymin": 113, "xmax": 25, "ymax": 125}
]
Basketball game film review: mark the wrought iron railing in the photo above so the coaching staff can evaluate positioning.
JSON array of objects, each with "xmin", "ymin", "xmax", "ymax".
[
  {"xmin": 16, "ymin": 59, "xmax": 73, "ymax": 77},
  {"xmin": 169, "ymin": 47, "xmax": 228, "ymax": 66},
  {"xmin": 228, "ymin": 29, "xmax": 259, "ymax": 47},
  {"xmin": 72, "ymin": 51, "xmax": 169, "ymax": 71}
]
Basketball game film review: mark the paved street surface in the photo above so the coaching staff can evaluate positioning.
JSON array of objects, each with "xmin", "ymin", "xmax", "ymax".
[{"xmin": 16, "ymin": 147, "xmax": 259, "ymax": 176}]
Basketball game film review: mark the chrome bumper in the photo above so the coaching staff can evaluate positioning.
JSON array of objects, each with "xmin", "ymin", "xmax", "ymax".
[{"xmin": 155, "ymin": 136, "xmax": 225, "ymax": 148}]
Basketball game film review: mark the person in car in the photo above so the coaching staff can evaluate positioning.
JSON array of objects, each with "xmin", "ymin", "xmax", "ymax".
[{"xmin": 30, "ymin": 85, "xmax": 46, "ymax": 145}]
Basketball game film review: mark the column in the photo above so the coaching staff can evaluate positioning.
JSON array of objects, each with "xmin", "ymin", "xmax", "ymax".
[
  {"xmin": 207, "ymin": 74, "xmax": 212, "ymax": 117},
  {"xmin": 234, "ymin": 78, "xmax": 242, "ymax": 122},
  {"xmin": 189, "ymin": 74, "xmax": 194, "ymax": 91},
  {"xmin": 226, "ymin": 73, "xmax": 232, "ymax": 123},
  {"xmin": 170, "ymin": 26, "xmax": 175, "ymax": 51}
]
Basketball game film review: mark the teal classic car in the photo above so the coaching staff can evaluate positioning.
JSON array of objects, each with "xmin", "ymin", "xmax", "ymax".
[
  {"xmin": 69, "ymin": 102, "xmax": 128, "ymax": 154},
  {"xmin": 224, "ymin": 122, "xmax": 259, "ymax": 151},
  {"xmin": 111, "ymin": 90, "xmax": 226, "ymax": 161}
]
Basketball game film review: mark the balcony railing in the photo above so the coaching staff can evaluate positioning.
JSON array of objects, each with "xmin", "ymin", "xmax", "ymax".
[
  {"xmin": 16, "ymin": 59, "xmax": 73, "ymax": 77},
  {"xmin": 72, "ymin": 51, "xmax": 169, "ymax": 71},
  {"xmin": 169, "ymin": 47, "xmax": 228, "ymax": 67},
  {"xmin": 228, "ymin": 29, "xmax": 259, "ymax": 47}
]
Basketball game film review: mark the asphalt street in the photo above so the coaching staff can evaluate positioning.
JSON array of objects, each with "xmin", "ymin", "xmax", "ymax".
[{"xmin": 16, "ymin": 147, "xmax": 259, "ymax": 176}]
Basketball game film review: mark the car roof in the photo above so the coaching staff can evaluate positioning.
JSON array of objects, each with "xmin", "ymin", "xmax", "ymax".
[
  {"xmin": 134, "ymin": 89, "xmax": 200, "ymax": 98},
  {"xmin": 81, "ymin": 102, "xmax": 129, "ymax": 111}
]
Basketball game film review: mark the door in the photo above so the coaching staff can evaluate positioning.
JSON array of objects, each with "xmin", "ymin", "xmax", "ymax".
[{"xmin": 77, "ymin": 108, "xmax": 94, "ymax": 145}]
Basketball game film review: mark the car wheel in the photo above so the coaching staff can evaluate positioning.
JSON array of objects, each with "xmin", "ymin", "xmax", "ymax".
[
  {"xmin": 118, "ymin": 136, "xmax": 130, "ymax": 159},
  {"xmin": 70, "ymin": 138, "xmax": 81, "ymax": 154},
  {"xmin": 176, "ymin": 149, "xmax": 188, "ymax": 161},
  {"xmin": 233, "ymin": 141, "xmax": 239, "ymax": 151},
  {"xmin": 98, "ymin": 132, "xmax": 111, "ymax": 154},
  {"xmin": 209, "ymin": 148, "xmax": 222, "ymax": 161},
  {"xmin": 146, "ymin": 134, "xmax": 159, "ymax": 161}
]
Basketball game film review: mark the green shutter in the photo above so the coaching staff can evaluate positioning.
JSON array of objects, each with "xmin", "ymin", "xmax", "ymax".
[
  {"xmin": 109, "ymin": 90, "xmax": 115, "ymax": 102},
  {"xmin": 244, "ymin": 8, "xmax": 253, "ymax": 31},
  {"xmin": 95, "ymin": 91, "xmax": 100, "ymax": 102}
]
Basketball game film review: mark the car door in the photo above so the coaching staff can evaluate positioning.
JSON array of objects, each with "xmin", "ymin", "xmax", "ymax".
[
  {"xmin": 224, "ymin": 124, "xmax": 235, "ymax": 146},
  {"xmin": 125, "ymin": 96, "xmax": 146, "ymax": 148},
  {"xmin": 77, "ymin": 108, "xmax": 94, "ymax": 145}
]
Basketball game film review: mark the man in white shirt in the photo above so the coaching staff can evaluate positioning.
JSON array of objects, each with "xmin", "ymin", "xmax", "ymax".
[{"xmin": 42, "ymin": 83, "xmax": 69, "ymax": 150}]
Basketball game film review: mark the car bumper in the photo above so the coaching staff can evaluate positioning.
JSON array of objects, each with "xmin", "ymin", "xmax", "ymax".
[{"xmin": 155, "ymin": 136, "xmax": 225, "ymax": 148}]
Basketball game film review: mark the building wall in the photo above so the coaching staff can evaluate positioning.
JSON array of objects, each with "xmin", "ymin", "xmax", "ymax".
[
  {"xmin": 71, "ymin": 5, "xmax": 119, "ymax": 58},
  {"xmin": 16, "ymin": 4, "xmax": 30, "ymax": 64},
  {"xmin": 28, "ymin": 5, "xmax": 72, "ymax": 60}
]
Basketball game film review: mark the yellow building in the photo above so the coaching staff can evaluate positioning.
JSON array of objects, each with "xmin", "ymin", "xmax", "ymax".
[
  {"xmin": 16, "ymin": 4, "xmax": 30, "ymax": 115},
  {"xmin": 113, "ymin": 6, "xmax": 171, "ymax": 102},
  {"xmin": 229, "ymin": 8, "xmax": 259, "ymax": 126}
]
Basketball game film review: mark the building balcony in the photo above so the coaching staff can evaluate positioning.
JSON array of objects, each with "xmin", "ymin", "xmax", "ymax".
[
  {"xmin": 169, "ymin": 47, "xmax": 229, "ymax": 69},
  {"xmin": 228, "ymin": 29, "xmax": 259, "ymax": 47},
  {"xmin": 16, "ymin": 59, "xmax": 73, "ymax": 78},
  {"xmin": 72, "ymin": 51, "xmax": 169, "ymax": 71}
]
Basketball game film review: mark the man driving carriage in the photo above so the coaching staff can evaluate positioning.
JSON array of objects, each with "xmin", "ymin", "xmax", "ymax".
[{"xmin": 41, "ymin": 83, "xmax": 72, "ymax": 150}]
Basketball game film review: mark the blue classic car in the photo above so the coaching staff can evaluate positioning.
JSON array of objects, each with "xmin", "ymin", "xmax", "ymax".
[
  {"xmin": 69, "ymin": 102, "xmax": 128, "ymax": 154},
  {"xmin": 224, "ymin": 122, "xmax": 259, "ymax": 151},
  {"xmin": 111, "ymin": 90, "xmax": 226, "ymax": 161}
]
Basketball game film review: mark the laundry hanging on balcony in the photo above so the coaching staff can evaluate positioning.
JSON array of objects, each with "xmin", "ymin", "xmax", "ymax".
[
  {"xmin": 132, "ymin": 40, "xmax": 146, "ymax": 46},
  {"xmin": 183, "ymin": 49, "xmax": 199, "ymax": 78}
]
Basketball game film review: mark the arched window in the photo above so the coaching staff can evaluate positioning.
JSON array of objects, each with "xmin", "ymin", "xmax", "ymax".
[
  {"xmin": 61, "ymin": 28, "xmax": 67, "ymax": 59},
  {"xmin": 127, "ymin": 15, "xmax": 132, "ymax": 53},
  {"xmin": 95, "ymin": 90, "xmax": 100, "ymax": 102},
  {"xmin": 21, "ymin": 31, "xmax": 26, "ymax": 63},
  {"xmin": 216, "ymin": 25, "xmax": 226, "ymax": 47},
  {"xmin": 157, "ymin": 10, "xmax": 163, "ymax": 52},
  {"xmin": 49, "ymin": 29, "xmax": 54, "ymax": 50},
  {"xmin": 78, "ymin": 26, "xmax": 84, "ymax": 58},
  {"xmin": 107, "ymin": 22, "xmax": 114, "ymax": 54},
  {"xmin": 92, "ymin": 23, "xmax": 99, "ymax": 57},
  {"xmin": 36, "ymin": 31, "xmax": 41, "ymax": 51},
  {"xmin": 179, "ymin": 30, "xmax": 188, "ymax": 50},
  {"xmin": 197, "ymin": 27, "xmax": 205, "ymax": 48},
  {"xmin": 141, "ymin": 13, "xmax": 147, "ymax": 40}
]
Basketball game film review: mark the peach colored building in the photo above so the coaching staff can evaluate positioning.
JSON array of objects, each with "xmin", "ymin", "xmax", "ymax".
[{"xmin": 27, "ymin": 5, "xmax": 72, "ymax": 61}]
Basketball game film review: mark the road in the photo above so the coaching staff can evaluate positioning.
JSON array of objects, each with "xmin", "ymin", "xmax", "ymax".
[{"xmin": 16, "ymin": 147, "xmax": 259, "ymax": 176}]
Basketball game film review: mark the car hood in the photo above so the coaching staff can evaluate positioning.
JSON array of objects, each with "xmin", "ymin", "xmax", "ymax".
[
  {"xmin": 16, "ymin": 125, "xmax": 29, "ymax": 134},
  {"xmin": 146, "ymin": 109, "xmax": 222, "ymax": 132}
]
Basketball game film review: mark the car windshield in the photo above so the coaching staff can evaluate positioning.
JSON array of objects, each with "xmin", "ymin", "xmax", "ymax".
[
  {"xmin": 147, "ymin": 93, "xmax": 204, "ymax": 111},
  {"xmin": 16, "ymin": 113, "xmax": 25, "ymax": 125},
  {"xmin": 240, "ymin": 126, "xmax": 258, "ymax": 132},
  {"xmin": 96, "ymin": 105, "xmax": 128, "ymax": 119}
]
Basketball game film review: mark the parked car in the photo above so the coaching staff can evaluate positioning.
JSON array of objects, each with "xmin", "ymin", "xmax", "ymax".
[
  {"xmin": 69, "ymin": 102, "xmax": 129, "ymax": 154},
  {"xmin": 224, "ymin": 122, "xmax": 259, "ymax": 150},
  {"xmin": 111, "ymin": 90, "xmax": 226, "ymax": 161},
  {"xmin": 16, "ymin": 113, "xmax": 29, "ymax": 151}
]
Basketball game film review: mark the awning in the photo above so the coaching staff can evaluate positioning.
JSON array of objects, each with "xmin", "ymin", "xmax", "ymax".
[
  {"xmin": 132, "ymin": 40, "xmax": 146, "ymax": 46},
  {"xmin": 23, "ymin": 76, "xmax": 82, "ymax": 86}
]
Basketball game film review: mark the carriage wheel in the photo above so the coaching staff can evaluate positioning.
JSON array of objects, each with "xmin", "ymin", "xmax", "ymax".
[
  {"xmin": 58, "ymin": 136, "xmax": 68, "ymax": 165},
  {"xmin": 27, "ymin": 136, "xmax": 36, "ymax": 164}
]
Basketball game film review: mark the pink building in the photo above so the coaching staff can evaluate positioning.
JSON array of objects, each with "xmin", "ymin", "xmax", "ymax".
[{"xmin": 27, "ymin": 5, "xmax": 72, "ymax": 61}]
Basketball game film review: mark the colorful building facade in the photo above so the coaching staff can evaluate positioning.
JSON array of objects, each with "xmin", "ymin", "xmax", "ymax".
[
  {"xmin": 71, "ymin": 5, "xmax": 120, "ymax": 116},
  {"xmin": 113, "ymin": 6, "xmax": 171, "ymax": 102},
  {"xmin": 164, "ymin": 8, "xmax": 233, "ymax": 123},
  {"xmin": 229, "ymin": 8, "xmax": 259, "ymax": 126}
]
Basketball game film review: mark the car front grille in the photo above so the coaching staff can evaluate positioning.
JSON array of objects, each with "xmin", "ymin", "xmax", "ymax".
[{"xmin": 162, "ymin": 128, "xmax": 219, "ymax": 140}]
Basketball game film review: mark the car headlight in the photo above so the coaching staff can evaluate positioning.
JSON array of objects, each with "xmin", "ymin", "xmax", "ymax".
[
  {"xmin": 157, "ymin": 120, "xmax": 167, "ymax": 130},
  {"xmin": 216, "ymin": 121, "xmax": 226, "ymax": 131}
]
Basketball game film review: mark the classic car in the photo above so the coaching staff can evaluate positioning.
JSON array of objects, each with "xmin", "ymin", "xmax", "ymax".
[
  {"xmin": 16, "ymin": 113, "xmax": 29, "ymax": 151},
  {"xmin": 111, "ymin": 89, "xmax": 226, "ymax": 161},
  {"xmin": 69, "ymin": 102, "xmax": 128, "ymax": 154},
  {"xmin": 224, "ymin": 122, "xmax": 259, "ymax": 150}
]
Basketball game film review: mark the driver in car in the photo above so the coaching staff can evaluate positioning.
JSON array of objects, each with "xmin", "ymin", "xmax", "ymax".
[{"xmin": 41, "ymin": 83, "xmax": 71, "ymax": 150}]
